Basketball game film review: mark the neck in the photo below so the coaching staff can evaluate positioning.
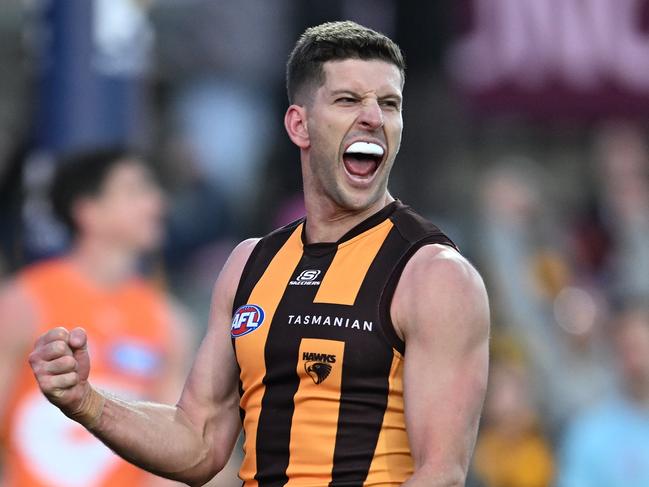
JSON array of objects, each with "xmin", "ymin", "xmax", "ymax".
[
  {"xmin": 303, "ymin": 192, "xmax": 394, "ymax": 244},
  {"xmin": 68, "ymin": 237, "xmax": 139, "ymax": 288}
]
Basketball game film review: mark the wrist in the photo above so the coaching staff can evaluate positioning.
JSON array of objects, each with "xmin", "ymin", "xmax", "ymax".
[{"xmin": 67, "ymin": 386, "xmax": 105, "ymax": 430}]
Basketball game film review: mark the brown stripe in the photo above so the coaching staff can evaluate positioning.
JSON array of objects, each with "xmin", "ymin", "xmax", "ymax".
[
  {"xmin": 285, "ymin": 338, "xmax": 346, "ymax": 485},
  {"xmin": 237, "ymin": 225, "xmax": 304, "ymax": 485},
  {"xmin": 363, "ymin": 351, "xmax": 414, "ymax": 486},
  {"xmin": 314, "ymin": 220, "xmax": 393, "ymax": 306}
]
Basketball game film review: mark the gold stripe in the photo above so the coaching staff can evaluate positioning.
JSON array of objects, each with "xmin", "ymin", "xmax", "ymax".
[
  {"xmin": 314, "ymin": 220, "xmax": 393, "ymax": 306},
  {"xmin": 285, "ymin": 338, "xmax": 346, "ymax": 484},
  {"xmin": 364, "ymin": 351, "xmax": 414, "ymax": 486},
  {"xmin": 237, "ymin": 225, "xmax": 304, "ymax": 485}
]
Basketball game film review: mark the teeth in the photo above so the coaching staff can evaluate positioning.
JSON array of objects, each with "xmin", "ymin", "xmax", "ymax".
[{"xmin": 345, "ymin": 141, "xmax": 384, "ymax": 157}]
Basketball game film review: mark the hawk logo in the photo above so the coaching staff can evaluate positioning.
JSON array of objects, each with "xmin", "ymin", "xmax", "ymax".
[{"xmin": 303, "ymin": 352, "xmax": 336, "ymax": 384}]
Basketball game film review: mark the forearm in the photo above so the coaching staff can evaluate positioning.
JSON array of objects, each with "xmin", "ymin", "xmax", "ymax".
[{"xmin": 82, "ymin": 387, "xmax": 218, "ymax": 485}]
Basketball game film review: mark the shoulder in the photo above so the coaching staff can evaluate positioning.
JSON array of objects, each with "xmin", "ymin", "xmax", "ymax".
[
  {"xmin": 211, "ymin": 238, "xmax": 260, "ymax": 310},
  {"xmin": 390, "ymin": 202, "xmax": 457, "ymax": 248},
  {"xmin": 226, "ymin": 238, "xmax": 261, "ymax": 269},
  {"xmin": 392, "ymin": 244, "xmax": 489, "ymax": 340},
  {"xmin": 217, "ymin": 238, "xmax": 260, "ymax": 289},
  {"xmin": 402, "ymin": 244, "xmax": 482, "ymax": 288},
  {"xmin": 397, "ymin": 244, "xmax": 487, "ymax": 309}
]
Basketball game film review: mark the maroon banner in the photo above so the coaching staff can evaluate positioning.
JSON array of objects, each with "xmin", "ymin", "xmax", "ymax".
[{"xmin": 446, "ymin": 0, "xmax": 649, "ymax": 119}]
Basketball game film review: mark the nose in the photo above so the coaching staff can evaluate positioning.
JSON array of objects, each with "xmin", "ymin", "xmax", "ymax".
[{"xmin": 357, "ymin": 99, "xmax": 384, "ymax": 130}]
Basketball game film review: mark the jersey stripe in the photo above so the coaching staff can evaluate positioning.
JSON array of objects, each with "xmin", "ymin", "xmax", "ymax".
[
  {"xmin": 364, "ymin": 351, "xmax": 413, "ymax": 486},
  {"xmin": 285, "ymin": 338, "xmax": 346, "ymax": 484},
  {"xmin": 253, "ymin": 249, "xmax": 338, "ymax": 485},
  {"xmin": 314, "ymin": 219, "xmax": 394, "ymax": 306},
  {"xmin": 328, "ymin": 224, "xmax": 404, "ymax": 483},
  {"xmin": 237, "ymin": 225, "xmax": 304, "ymax": 485},
  {"xmin": 329, "ymin": 351, "xmax": 392, "ymax": 484}
]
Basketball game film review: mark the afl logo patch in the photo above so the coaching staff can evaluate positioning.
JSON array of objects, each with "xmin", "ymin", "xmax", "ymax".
[{"xmin": 231, "ymin": 304, "xmax": 265, "ymax": 338}]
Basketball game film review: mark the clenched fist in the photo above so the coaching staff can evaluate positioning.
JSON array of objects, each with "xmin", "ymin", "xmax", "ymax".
[{"xmin": 28, "ymin": 327, "xmax": 104, "ymax": 428}]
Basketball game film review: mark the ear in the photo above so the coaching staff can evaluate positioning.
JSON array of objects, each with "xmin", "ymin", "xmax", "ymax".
[{"xmin": 284, "ymin": 104, "xmax": 310, "ymax": 150}]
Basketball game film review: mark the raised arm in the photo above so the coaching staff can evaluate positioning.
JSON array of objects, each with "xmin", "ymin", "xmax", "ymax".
[
  {"xmin": 28, "ymin": 239, "xmax": 259, "ymax": 486},
  {"xmin": 392, "ymin": 245, "xmax": 490, "ymax": 487}
]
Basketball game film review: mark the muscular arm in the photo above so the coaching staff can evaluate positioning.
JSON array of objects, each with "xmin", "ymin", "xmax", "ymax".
[
  {"xmin": 392, "ymin": 245, "xmax": 490, "ymax": 487},
  {"xmin": 29, "ymin": 239, "xmax": 258, "ymax": 486}
]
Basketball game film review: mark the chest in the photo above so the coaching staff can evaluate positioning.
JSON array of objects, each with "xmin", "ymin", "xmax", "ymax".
[{"xmin": 236, "ymin": 247, "xmax": 396, "ymax": 371}]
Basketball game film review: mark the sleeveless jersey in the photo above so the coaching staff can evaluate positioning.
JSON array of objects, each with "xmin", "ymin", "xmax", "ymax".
[
  {"xmin": 231, "ymin": 200, "xmax": 457, "ymax": 486},
  {"xmin": 2, "ymin": 259, "xmax": 174, "ymax": 487}
]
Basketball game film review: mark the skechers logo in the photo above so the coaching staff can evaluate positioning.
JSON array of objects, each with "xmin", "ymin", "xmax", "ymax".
[
  {"xmin": 231, "ymin": 304, "xmax": 265, "ymax": 338},
  {"xmin": 289, "ymin": 269, "xmax": 321, "ymax": 286},
  {"xmin": 303, "ymin": 352, "xmax": 336, "ymax": 385}
]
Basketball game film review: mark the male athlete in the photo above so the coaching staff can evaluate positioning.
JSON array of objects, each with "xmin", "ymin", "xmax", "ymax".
[
  {"xmin": 28, "ymin": 22, "xmax": 489, "ymax": 486},
  {"xmin": 1, "ymin": 149, "xmax": 190, "ymax": 487}
]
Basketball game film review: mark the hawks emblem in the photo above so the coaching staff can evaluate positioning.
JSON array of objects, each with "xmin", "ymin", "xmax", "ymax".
[{"xmin": 305, "ymin": 361, "xmax": 333, "ymax": 384}]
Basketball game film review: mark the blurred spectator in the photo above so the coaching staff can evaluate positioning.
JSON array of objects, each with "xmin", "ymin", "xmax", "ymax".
[
  {"xmin": 593, "ymin": 121, "xmax": 649, "ymax": 301},
  {"xmin": 479, "ymin": 161, "xmax": 615, "ymax": 431},
  {"xmin": 473, "ymin": 354, "xmax": 555, "ymax": 487},
  {"xmin": 151, "ymin": 0, "xmax": 293, "ymax": 230},
  {"xmin": 558, "ymin": 305, "xmax": 649, "ymax": 487},
  {"xmin": 0, "ymin": 149, "xmax": 192, "ymax": 487}
]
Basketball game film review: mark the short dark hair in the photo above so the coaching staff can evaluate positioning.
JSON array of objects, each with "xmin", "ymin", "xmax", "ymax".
[
  {"xmin": 50, "ymin": 148, "xmax": 140, "ymax": 235},
  {"xmin": 286, "ymin": 20, "xmax": 405, "ymax": 104}
]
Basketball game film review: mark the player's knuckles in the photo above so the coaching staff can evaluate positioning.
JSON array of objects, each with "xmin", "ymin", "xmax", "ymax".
[
  {"xmin": 45, "ymin": 355, "xmax": 77, "ymax": 374},
  {"xmin": 50, "ymin": 371, "xmax": 79, "ymax": 389},
  {"xmin": 28, "ymin": 353, "xmax": 50, "ymax": 377},
  {"xmin": 44, "ymin": 340, "xmax": 72, "ymax": 358},
  {"xmin": 43, "ymin": 327, "xmax": 69, "ymax": 344},
  {"xmin": 27, "ymin": 350, "xmax": 42, "ymax": 369}
]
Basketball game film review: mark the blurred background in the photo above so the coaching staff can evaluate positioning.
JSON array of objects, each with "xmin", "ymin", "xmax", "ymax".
[{"xmin": 2, "ymin": 1, "xmax": 649, "ymax": 486}]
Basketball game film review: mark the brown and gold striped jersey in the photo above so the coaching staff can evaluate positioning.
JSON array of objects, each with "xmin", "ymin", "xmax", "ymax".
[{"xmin": 231, "ymin": 200, "xmax": 457, "ymax": 486}]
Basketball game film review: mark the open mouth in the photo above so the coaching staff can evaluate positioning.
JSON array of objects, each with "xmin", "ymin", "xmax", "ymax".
[{"xmin": 342, "ymin": 141, "xmax": 385, "ymax": 179}]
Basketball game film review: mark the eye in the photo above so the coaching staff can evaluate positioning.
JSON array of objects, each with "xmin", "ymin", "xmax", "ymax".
[
  {"xmin": 335, "ymin": 97, "xmax": 358, "ymax": 105},
  {"xmin": 379, "ymin": 99, "xmax": 400, "ymax": 110}
]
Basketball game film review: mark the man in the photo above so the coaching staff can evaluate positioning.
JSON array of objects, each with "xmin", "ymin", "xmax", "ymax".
[
  {"xmin": 28, "ymin": 22, "xmax": 490, "ymax": 486},
  {"xmin": 557, "ymin": 305, "xmax": 649, "ymax": 487},
  {"xmin": 1, "ymin": 149, "xmax": 190, "ymax": 487}
]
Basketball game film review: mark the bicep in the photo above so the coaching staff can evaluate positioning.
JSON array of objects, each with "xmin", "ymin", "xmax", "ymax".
[
  {"xmin": 403, "ymin": 328, "xmax": 488, "ymax": 471},
  {"xmin": 397, "ymin": 247, "xmax": 490, "ymax": 478},
  {"xmin": 156, "ymin": 300, "xmax": 196, "ymax": 403},
  {"xmin": 175, "ymin": 239, "xmax": 258, "ymax": 449}
]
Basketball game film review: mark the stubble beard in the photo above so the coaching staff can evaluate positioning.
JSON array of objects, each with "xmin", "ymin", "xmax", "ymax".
[{"xmin": 308, "ymin": 148, "xmax": 393, "ymax": 213}]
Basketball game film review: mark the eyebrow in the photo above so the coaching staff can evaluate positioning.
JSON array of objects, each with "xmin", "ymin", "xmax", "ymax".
[{"xmin": 329, "ymin": 89, "xmax": 402, "ymax": 102}]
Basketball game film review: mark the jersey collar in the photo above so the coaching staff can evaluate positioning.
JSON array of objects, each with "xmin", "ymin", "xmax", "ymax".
[{"xmin": 301, "ymin": 200, "xmax": 401, "ymax": 256}]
